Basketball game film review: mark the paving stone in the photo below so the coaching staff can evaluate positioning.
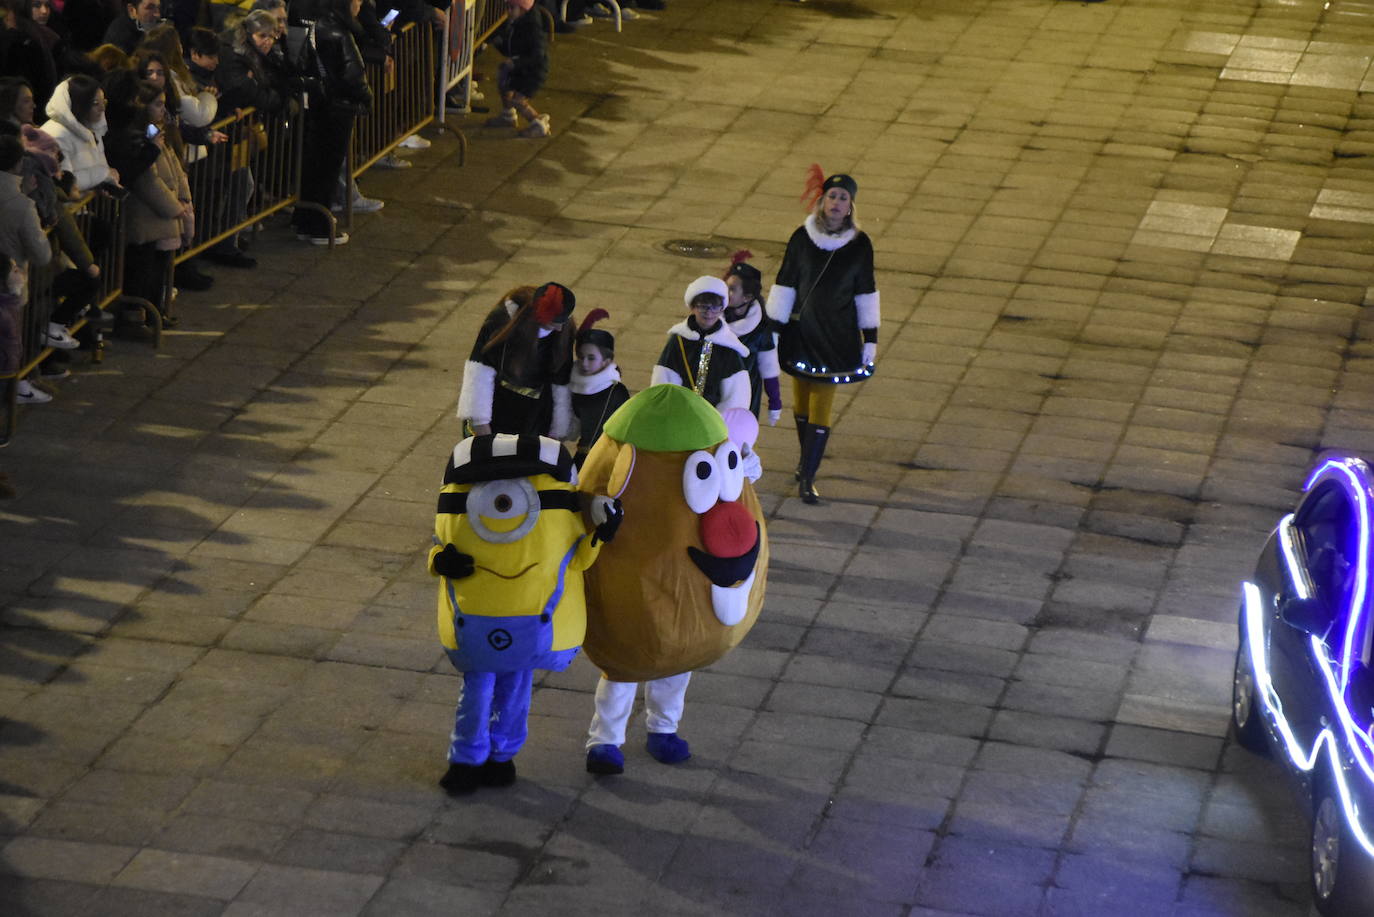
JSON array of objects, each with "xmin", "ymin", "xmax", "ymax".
[{"xmin": 111, "ymin": 849, "xmax": 259, "ymax": 899}]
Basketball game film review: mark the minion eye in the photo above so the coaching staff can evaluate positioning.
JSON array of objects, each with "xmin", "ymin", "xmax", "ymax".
[
  {"xmin": 467, "ymin": 479, "xmax": 538, "ymax": 543},
  {"xmin": 683, "ymin": 450, "xmax": 721, "ymax": 514},
  {"xmin": 714, "ymin": 441, "xmax": 744, "ymax": 503}
]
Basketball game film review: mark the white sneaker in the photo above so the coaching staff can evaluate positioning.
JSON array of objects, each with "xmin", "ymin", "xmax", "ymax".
[
  {"xmin": 519, "ymin": 114, "xmax": 551, "ymax": 138},
  {"xmin": 45, "ymin": 323, "xmax": 78, "ymax": 350},
  {"xmin": 352, "ymin": 195, "xmax": 385, "ymax": 213},
  {"xmin": 16, "ymin": 380, "xmax": 51, "ymax": 404},
  {"xmin": 304, "ymin": 231, "xmax": 349, "ymax": 246},
  {"xmin": 399, "ymin": 133, "xmax": 431, "ymax": 150},
  {"xmin": 375, "ymin": 153, "xmax": 411, "ymax": 170}
]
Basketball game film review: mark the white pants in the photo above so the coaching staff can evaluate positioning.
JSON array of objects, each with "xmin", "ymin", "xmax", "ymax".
[{"xmin": 586, "ymin": 672, "xmax": 691, "ymax": 749}]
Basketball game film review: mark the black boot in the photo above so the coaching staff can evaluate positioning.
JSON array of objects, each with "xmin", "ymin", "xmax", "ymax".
[
  {"xmin": 793, "ymin": 415, "xmax": 808, "ymax": 482},
  {"xmin": 798, "ymin": 425, "xmax": 829, "ymax": 505}
]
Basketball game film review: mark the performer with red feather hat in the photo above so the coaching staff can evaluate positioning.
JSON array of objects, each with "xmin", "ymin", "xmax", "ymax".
[
  {"xmin": 765, "ymin": 165, "xmax": 880, "ymax": 504},
  {"xmin": 456, "ymin": 282, "xmax": 578, "ymax": 439},
  {"xmin": 569, "ymin": 307, "xmax": 630, "ymax": 468}
]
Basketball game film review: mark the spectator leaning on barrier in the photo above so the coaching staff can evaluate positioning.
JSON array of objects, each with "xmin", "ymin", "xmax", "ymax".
[
  {"xmin": 216, "ymin": 10, "xmax": 296, "ymax": 116},
  {"xmin": 42, "ymin": 74, "xmax": 119, "ymax": 192},
  {"xmin": 104, "ymin": 71, "xmax": 188, "ymax": 330},
  {"xmin": 290, "ymin": 0, "xmax": 372, "ymax": 246},
  {"xmin": 0, "ymin": 133, "xmax": 55, "ymax": 403}
]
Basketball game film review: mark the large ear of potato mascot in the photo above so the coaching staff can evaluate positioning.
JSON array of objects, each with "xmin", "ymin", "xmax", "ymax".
[
  {"xmin": 576, "ymin": 384, "xmax": 768, "ymax": 775},
  {"xmin": 428, "ymin": 433, "xmax": 621, "ymax": 796}
]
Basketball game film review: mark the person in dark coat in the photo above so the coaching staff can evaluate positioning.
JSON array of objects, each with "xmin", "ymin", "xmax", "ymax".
[
  {"xmin": 0, "ymin": 0, "xmax": 57, "ymax": 109},
  {"xmin": 484, "ymin": 0, "xmax": 551, "ymax": 138},
  {"xmin": 651, "ymin": 276, "xmax": 751, "ymax": 413},
  {"xmin": 456, "ymin": 283, "xmax": 577, "ymax": 439},
  {"xmin": 213, "ymin": 10, "xmax": 295, "ymax": 115},
  {"xmin": 722, "ymin": 250, "xmax": 783, "ymax": 424},
  {"xmin": 568, "ymin": 308, "xmax": 629, "ymax": 467},
  {"xmin": 289, "ymin": 0, "xmax": 370, "ymax": 244},
  {"xmin": 765, "ymin": 168, "xmax": 880, "ymax": 505},
  {"xmin": 100, "ymin": 0, "xmax": 164, "ymax": 53}
]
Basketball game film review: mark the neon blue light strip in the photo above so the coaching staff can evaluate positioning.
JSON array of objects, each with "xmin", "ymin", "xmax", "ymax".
[
  {"xmin": 1302, "ymin": 457, "xmax": 1374, "ymax": 693},
  {"xmin": 1277, "ymin": 514, "xmax": 1313, "ymax": 601},
  {"xmin": 1243, "ymin": 582, "xmax": 1374, "ymax": 856}
]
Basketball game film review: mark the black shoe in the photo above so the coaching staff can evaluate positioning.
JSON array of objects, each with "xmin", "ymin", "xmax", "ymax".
[
  {"xmin": 439, "ymin": 763, "xmax": 481, "ymax": 796},
  {"xmin": 479, "ymin": 758, "xmax": 516, "ymax": 787},
  {"xmin": 203, "ymin": 249, "xmax": 257, "ymax": 269},
  {"xmin": 174, "ymin": 262, "xmax": 214, "ymax": 291}
]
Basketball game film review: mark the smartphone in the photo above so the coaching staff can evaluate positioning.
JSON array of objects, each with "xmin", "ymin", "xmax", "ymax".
[
  {"xmin": 146, "ymin": 123, "xmax": 159, "ymax": 139},
  {"xmin": 380, "ymin": 8, "xmax": 399, "ymax": 26}
]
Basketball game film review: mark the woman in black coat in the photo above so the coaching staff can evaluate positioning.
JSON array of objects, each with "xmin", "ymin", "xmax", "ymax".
[
  {"xmin": 289, "ymin": 0, "xmax": 371, "ymax": 245},
  {"xmin": 765, "ymin": 170, "xmax": 880, "ymax": 505}
]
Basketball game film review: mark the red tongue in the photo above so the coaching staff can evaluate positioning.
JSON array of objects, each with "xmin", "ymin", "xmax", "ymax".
[{"xmin": 699, "ymin": 501, "xmax": 755, "ymax": 558}]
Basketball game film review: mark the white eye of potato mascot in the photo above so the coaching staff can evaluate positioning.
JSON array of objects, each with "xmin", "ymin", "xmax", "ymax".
[
  {"xmin": 429, "ymin": 433, "xmax": 622, "ymax": 796},
  {"xmin": 576, "ymin": 385, "xmax": 769, "ymax": 775}
]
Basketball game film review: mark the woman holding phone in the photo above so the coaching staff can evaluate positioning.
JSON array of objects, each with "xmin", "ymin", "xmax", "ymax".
[{"xmin": 103, "ymin": 71, "xmax": 191, "ymax": 330}]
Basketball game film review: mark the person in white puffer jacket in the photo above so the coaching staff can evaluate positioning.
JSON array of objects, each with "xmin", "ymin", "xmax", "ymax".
[{"xmin": 40, "ymin": 75, "xmax": 119, "ymax": 193}]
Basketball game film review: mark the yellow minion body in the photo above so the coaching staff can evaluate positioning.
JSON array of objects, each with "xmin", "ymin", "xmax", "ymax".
[{"xmin": 429, "ymin": 472, "xmax": 600, "ymax": 655}]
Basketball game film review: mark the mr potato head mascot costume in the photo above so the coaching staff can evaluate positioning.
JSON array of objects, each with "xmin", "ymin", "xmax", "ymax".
[
  {"xmin": 428, "ymin": 433, "xmax": 622, "ymax": 796},
  {"xmin": 576, "ymin": 385, "xmax": 769, "ymax": 775}
]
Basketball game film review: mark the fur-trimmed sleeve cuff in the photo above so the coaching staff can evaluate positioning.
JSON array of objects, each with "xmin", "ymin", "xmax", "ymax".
[
  {"xmin": 855, "ymin": 291, "xmax": 880, "ymax": 330},
  {"xmin": 550, "ymin": 383, "xmax": 573, "ymax": 439},
  {"xmin": 757, "ymin": 347, "xmax": 780, "ymax": 380},
  {"xmin": 456, "ymin": 360, "xmax": 496, "ymax": 426},
  {"xmin": 766, "ymin": 285, "xmax": 797, "ymax": 325},
  {"xmin": 720, "ymin": 371, "xmax": 751, "ymax": 413},
  {"xmin": 650, "ymin": 365, "xmax": 682, "ymax": 388}
]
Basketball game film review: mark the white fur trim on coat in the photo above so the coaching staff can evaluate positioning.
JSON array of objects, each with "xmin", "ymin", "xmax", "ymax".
[
  {"xmin": 719, "ymin": 370, "xmax": 751, "ymax": 413},
  {"xmin": 550, "ymin": 383, "xmax": 573, "ymax": 439},
  {"xmin": 650, "ymin": 365, "xmax": 684, "ymax": 388},
  {"xmin": 765, "ymin": 285, "xmax": 796, "ymax": 325},
  {"xmin": 727, "ymin": 299, "xmax": 764, "ymax": 338},
  {"xmin": 569, "ymin": 362, "xmax": 621, "ymax": 395},
  {"xmin": 803, "ymin": 213, "xmax": 857, "ymax": 252},
  {"xmin": 855, "ymin": 291, "xmax": 880, "ymax": 330},
  {"xmin": 757, "ymin": 346, "xmax": 780, "ymax": 380},
  {"xmin": 665, "ymin": 319, "xmax": 751, "ymax": 358},
  {"xmin": 456, "ymin": 360, "xmax": 496, "ymax": 425}
]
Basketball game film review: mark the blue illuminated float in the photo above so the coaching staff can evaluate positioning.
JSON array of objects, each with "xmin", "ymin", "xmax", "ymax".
[{"xmin": 1234, "ymin": 453, "xmax": 1374, "ymax": 914}]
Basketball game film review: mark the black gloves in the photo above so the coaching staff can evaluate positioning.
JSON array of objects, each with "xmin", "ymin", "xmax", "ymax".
[
  {"xmin": 432, "ymin": 543, "xmax": 474, "ymax": 579},
  {"xmin": 592, "ymin": 497, "xmax": 624, "ymax": 546}
]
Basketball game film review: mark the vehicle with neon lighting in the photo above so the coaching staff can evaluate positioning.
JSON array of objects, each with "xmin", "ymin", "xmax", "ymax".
[{"xmin": 1232, "ymin": 454, "xmax": 1374, "ymax": 915}]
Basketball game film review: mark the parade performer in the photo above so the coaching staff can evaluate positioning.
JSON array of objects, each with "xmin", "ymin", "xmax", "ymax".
[
  {"xmin": 428, "ymin": 432, "xmax": 622, "ymax": 795},
  {"xmin": 723, "ymin": 250, "xmax": 783, "ymax": 425},
  {"xmin": 576, "ymin": 385, "xmax": 768, "ymax": 774},
  {"xmin": 456, "ymin": 282, "xmax": 577, "ymax": 438},
  {"xmin": 766, "ymin": 165, "xmax": 880, "ymax": 504},
  {"xmin": 569, "ymin": 308, "xmax": 630, "ymax": 468},
  {"xmin": 652, "ymin": 276, "xmax": 751, "ymax": 412}
]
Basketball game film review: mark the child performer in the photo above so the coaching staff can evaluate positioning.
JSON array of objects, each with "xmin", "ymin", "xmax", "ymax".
[
  {"xmin": 569, "ymin": 308, "xmax": 630, "ymax": 467},
  {"xmin": 723, "ymin": 251, "xmax": 783, "ymax": 425},
  {"xmin": 456, "ymin": 282, "xmax": 577, "ymax": 438},
  {"xmin": 651, "ymin": 276, "xmax": 751, "ymax": 412}
]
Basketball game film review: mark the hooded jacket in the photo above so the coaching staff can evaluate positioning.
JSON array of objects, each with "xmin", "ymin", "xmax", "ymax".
[
  {"xmin": 0, "ymin": 171, "xmax": 52, "ymax": 272},
  {"xmin": 41, "ymin": 79, "xmax": 114, "ymax": 192}
]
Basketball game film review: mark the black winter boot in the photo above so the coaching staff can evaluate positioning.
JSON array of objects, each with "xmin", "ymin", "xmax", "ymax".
[
  {"xmin": 793, "ymin": 415, "xmax": 808, "ymax": 481},
  {"xmin": 798, "ymin": 425, "xmax": 829, "ymax": 505}
]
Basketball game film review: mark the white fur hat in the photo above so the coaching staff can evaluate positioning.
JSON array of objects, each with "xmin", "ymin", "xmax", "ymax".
[{"xmin": 684, "ymin": 276, "xmax": 728, "ymax": 309}]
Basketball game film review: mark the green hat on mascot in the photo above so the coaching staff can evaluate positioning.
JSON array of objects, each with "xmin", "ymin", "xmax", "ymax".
[{"xmin": 603, "ymin": 384, "xmax": 727, "ymax": 451}]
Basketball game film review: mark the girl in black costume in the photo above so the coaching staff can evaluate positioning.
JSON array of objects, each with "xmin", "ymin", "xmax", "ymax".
[
  {"xmin": 766, "ymin": 167, "xmax": 880, "ymax": 504},
  {"xmin": 569, "ymin": 308, "xmax": 629, "ymax": 467},
  {"xmin": 456, "ymin": 282, "xmax": 577, "ymax": 438},
  {"xmin": 652, "ymin": 275, "xmax": 750, "ymax": 412},
  {"xmin": 723, "ymin": 250, "xmax": 782, "ymax": 425}
]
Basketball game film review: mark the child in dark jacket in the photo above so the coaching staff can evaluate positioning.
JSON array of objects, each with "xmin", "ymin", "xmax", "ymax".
[
  {"xmin": 485, "ymin": 0, "xmax": 552, "ymax": 138},
  {"xmin": 568, "ymin": 308, "xmax": 629, "ymax": 467}
]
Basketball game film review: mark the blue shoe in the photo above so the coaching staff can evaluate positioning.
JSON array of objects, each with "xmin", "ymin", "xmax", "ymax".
[
  {"xmin": 586, "ymin": 744, "xmax": 624, "ymax": 775},
  {"xmin": 646, "ymin": 732, "xmax": 690, "ymax": 764}
]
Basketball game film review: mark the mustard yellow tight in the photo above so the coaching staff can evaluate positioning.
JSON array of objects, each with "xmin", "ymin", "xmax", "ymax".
[{"xmin": 792, "ymin": 377, "xmax": 837, "ymax": 427}]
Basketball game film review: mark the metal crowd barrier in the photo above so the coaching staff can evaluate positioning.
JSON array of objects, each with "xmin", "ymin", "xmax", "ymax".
[
  {"xmin": 352, "ymin": 21, "xmax": 437, "ymax": 177},
  {"xmin": 177, "ymin": 102, "xmax": 308, "ymax": 262},
  {"xmin": 0, "ymin": 192, "xmax": 145, "ymax": 445},
  {"xmin": 439, "ymin": 0, "xmax": 508, "ymax": 120}
]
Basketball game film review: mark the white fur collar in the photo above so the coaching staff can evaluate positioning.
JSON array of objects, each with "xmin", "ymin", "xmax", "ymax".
[
  {"xmin": 727, "ymin": 299, "xmax": 764, "ymax": 337},
  {"xmin": 667, "ymin": 318, "xmax": 750, "ymax": 358},
  {"xmin": 804, "ymin": 213, "xmax": 856, "ymax": 251},
  {"xmin": 569, "ymin": 362, "xmax": 621, "ymax": 395}
]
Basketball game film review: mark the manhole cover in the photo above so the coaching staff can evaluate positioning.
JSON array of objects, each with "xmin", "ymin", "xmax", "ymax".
[{"xmin": 660, "ymin": 239, "xmax": 734, "ymax": 259}]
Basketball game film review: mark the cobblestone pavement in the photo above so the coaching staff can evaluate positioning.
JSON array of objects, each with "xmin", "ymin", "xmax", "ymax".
[{"xmin": 6, "ymin": 0, "xmax": 1374, "ymax": 913}]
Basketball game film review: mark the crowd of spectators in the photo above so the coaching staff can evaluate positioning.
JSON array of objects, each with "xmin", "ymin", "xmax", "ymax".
[{"xmin": 0, "ymin": 0, "xmax": 671, "ymax": 495}]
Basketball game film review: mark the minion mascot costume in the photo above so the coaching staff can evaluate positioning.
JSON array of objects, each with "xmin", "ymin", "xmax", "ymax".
[
  {"xmin": 576, "ymin": 385, "xmax": 769, "ymax": 774},
  {"xmin": 429, "ymin": 433, "xmax": 622, "ymax": 796}
]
